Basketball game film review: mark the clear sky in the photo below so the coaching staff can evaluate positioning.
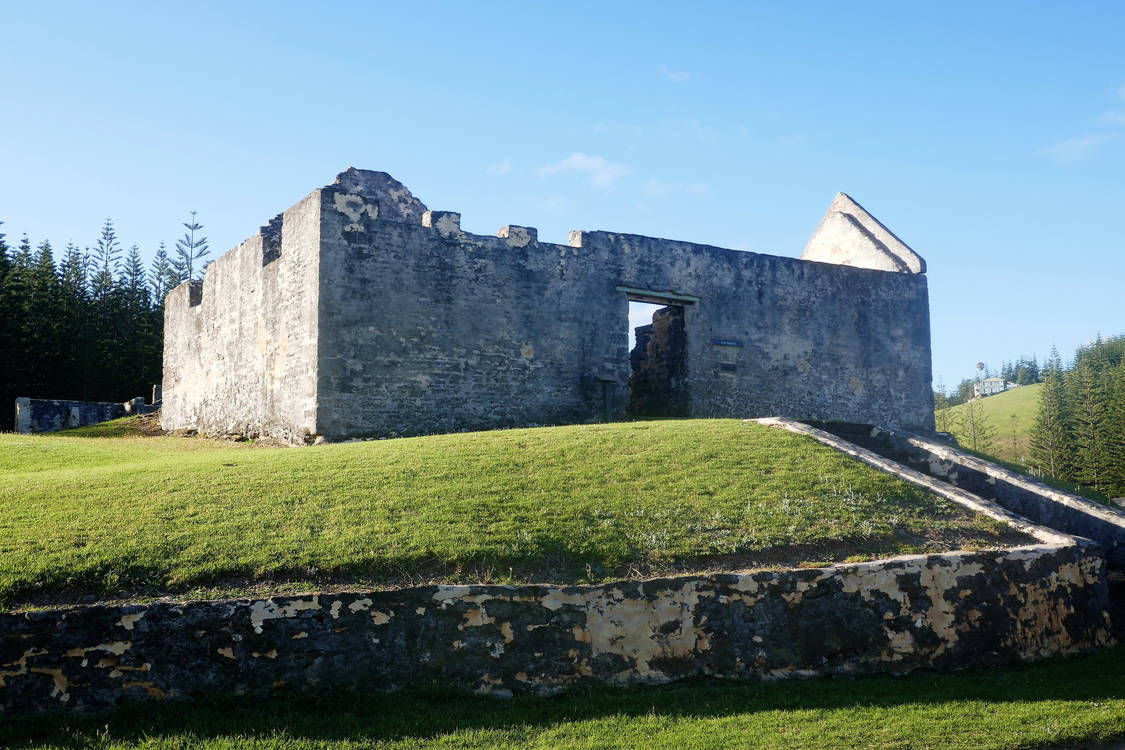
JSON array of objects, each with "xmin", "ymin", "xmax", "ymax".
[{"xmin": 2, "ymin": 1, "xmax": 1122, "ymax": 388}]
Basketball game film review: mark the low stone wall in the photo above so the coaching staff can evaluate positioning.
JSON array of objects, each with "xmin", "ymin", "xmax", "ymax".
[
  {"xmin": 800, "ymin": 420, "xmax": 1125, "ymax": 575},
  {"xmin": 1, "ymin": 542, "xmax": 1111, "ymax": 715},
  {"xmin": 13, "ymin": 397, "xmax": 146, "ymax": 434}
]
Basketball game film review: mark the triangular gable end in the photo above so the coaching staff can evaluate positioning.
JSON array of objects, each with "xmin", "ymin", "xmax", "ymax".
[{"xmin": 801, "ymin": 192, "xmax": 926, "ymax": 274}]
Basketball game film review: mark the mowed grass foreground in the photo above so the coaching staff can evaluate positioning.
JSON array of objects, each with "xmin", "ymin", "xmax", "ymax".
[
  {"xmin": 0, "ymin": 419, "xmax": 1028, "ymax": 608},
  {"xmin": 3, "ymin": 645, "xmax": 1124, "ymax": 749}
]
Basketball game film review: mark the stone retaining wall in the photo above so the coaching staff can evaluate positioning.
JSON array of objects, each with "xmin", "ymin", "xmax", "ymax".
[
  {"xmin": 1, "ymin": 542, "xmax": 1111, "ymax": 715},
  {"xmin": 13, "ymin": 397, "xmax": 147, "ymax": 434},
  {"xmin": 799, "ymin": 420, "xmax": 1125, "ymax": 574}
]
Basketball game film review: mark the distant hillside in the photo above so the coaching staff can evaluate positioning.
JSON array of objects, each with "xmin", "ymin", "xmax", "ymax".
[{"xmin": 938, "ymin": 383, "xmax": 1042, "ymax": 463}]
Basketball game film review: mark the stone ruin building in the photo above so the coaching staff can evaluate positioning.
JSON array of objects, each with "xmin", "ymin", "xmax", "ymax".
[{"xmin": 162, "ymin": 168, "xmax": 934, "ymax": 442}]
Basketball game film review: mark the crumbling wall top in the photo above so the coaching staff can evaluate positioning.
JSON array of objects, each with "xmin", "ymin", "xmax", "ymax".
[{"xmin": 329, "ymin": 167, "xmax": 429, "ymax": 224}]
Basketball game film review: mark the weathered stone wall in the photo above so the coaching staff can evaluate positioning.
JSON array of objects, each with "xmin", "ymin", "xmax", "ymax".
[
  {"xmin": 583, "ymin": 230, "xmax": 933, "ymax": 432},
  {"xmin": 0, "ymin": 542, "xmax": 1110, "ymax": 714},
  {"xmin": 314, "ymin": 171, "xmax": 934, "ymax": 439},
  {"xmin": 164, "ymin": 168, "xmax": 936, "ymax": 441},
  {"xmin": 13, "ymin": 396, "xmax": 145, "ymax": 434},
  {"xmin": 315, "ymin": 203, "xmax": 633, "ymax": 438},
  {"xmin": 161, "ymin": 192, "xmax": 322, "ymax": 442}
]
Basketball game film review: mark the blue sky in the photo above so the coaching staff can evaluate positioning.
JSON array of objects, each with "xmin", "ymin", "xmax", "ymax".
[{"xmin": 1, "ymin": 1, "xmax": 1122, "ymax": 388}]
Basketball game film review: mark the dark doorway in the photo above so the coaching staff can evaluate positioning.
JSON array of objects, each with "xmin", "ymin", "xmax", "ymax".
[{"xmin": 627, "ymin": 301, "xmax": 689, "ymax": 417}]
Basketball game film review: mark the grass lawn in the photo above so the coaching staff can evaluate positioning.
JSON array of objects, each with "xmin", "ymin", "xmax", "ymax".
[
  {"xmin": 2, "ymin": 644, "xmax": 1124, "ymax": 749},
  {"xmin": 0, "ymin": 418, "xmax": 1028, "ymax": 608},
  {"xmin": 937, "ymin": 383, "xmax": 1041, "ymax": 463}
]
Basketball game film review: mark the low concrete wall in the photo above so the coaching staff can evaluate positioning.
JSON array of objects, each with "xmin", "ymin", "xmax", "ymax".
[
  {"xmin": 1, "ymin": 543, "xmax": 1111, "ymax": 714},
  {"xmin": 13, "ymin": 397, "xmax": 146, "ymax": 434}
]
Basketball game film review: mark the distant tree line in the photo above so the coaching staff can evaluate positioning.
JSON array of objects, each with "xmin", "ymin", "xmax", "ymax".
[
  {"xmin": 1030, "ymin": 336, "xmax": 1125, "ymax": 497},
  {"xmin": 0, "ymin": 216, "xmax": 209, "ymax": 431},
  {"xmin": 999, "ymin": 356, "xmax": 1041, "ymax": 387}
]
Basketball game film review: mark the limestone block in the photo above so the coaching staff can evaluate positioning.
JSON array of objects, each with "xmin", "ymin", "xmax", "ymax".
[
  {"xmin": 422, "ymin": 210, "xmax": 462, "ymax": 237},
  {"xmin": 497, "ymin": 225, "xmax": 537, "ymax": 248}
]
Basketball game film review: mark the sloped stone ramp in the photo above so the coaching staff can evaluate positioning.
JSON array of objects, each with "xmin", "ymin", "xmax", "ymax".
[{"xmin": 757, "ymin": 417, "xmax": 1125, "ymax": 636}]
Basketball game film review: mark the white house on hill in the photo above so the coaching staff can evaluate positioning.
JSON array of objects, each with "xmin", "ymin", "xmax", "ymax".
[{"xmin": 974, "ymin": 377, "xmax": 1019, "ymax": 399}]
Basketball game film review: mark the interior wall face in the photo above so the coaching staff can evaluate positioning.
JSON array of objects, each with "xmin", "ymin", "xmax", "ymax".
[
  {"xmin": 161, "ymin": 193, "xmax": 321, "ymax": 441},
  {"xmin": 583, "ymin": 232, "xmax": 932, "ymax": 432},
  {"xmin": 314, "ymin": 200, "xmax": 934, "ymax": 440}
]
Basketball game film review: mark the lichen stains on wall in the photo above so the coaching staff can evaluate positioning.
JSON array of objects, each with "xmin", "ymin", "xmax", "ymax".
[{"xmin": 1, "ymin": 542, "xmax": 1111, "ymax": 714}]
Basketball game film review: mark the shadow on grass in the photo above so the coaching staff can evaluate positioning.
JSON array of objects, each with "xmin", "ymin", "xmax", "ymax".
[{"xmin": 3, "ymin": 646, "xmax": 1125, "ymax": 748}]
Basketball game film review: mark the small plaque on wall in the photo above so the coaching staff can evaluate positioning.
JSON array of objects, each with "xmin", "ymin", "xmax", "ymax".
[
  {"xmin": 719, "ymin": 363, "xmax": 738, "ymax": 373},
  {"xmin": 712, "ymin": 338, "xmax": 744, "ymax": 348}
]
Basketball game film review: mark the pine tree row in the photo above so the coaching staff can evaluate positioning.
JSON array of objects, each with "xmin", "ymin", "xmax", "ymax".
[
  {"xmin": 0, "ymin": 216, "xmax": 210, "ymax": 431},
  {"xmin": 1030, "ymin": 337, "xmax": 1125, "ymax": 497}
]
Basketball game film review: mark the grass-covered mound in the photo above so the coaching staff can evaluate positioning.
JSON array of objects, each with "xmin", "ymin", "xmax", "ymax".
[
  {"xmin": 55, "ymin": 414, "xmax": 163, "ymax": 439},
  {"xmin": 0, "ymin": 419, "xmax": 1031, "ymax": 608}
]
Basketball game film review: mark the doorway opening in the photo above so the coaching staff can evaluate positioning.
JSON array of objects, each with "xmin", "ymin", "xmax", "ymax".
[{"xmin": 625, "ymin": 294, "xmax": 691, "ymax": 418}]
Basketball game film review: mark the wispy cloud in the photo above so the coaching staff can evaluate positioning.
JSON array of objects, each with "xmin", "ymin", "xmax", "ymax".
[
  {"xmin": 539, "ymin": 153, "xmax": 630, "ymax": 187},
  {"xmin": 1102, "ymin": 110, "xmax": 1125, "ymax": 126},
  {"xmin": 657, "ymin": 65, "xmax": 690, "ymax": 82},
  {"xmin": 592, "ymin": 121, "xmax": 645, "ymax": 138},
  {"xmin": 1044, "ymin": 133, "xmax": 1116, "ymax": 163},
  {"xmin": 486, "ymin": 157, "xmax": 512, "ymax": 175},
  {"xmin": 660, "ymin": 117, "xmax": 717, "ymax": 142},
  {"xmin": 642, "ymin": 179, "xmax": 708, "ymax": 198},
  {"xmin": 1102, "ymin": 79, "xmax": 1125, "ymax": 125},
  {"xmin": 1047, "ymin": 79, "xmax": 1125, "ymax": 162},
  {"xmin": 777, "ymin": 133, "xmax": 816, "ymax": 145}
]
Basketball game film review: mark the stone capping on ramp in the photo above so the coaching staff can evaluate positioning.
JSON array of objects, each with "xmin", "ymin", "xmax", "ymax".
[
  {"xmin": 791, "ymin": 420, "xmax": 1125, "ymax": 577},
  {"xmin": 903, "ymin": 429, "xmax": 1125, "ymax": 540},
  {"xmin": 754, "ymin": 417, "xmax": 1073, "ymax": 546}
]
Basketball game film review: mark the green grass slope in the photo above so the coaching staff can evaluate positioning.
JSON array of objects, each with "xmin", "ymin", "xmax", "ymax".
[
  {"xmin": 4, "ymin": 645, "xmax": 1125, "ymax": 749},
  {"xmin": 936, "ymin": 385, "xmax": 1109, "ymax": 503},
  {"xmin": 0, "ymin": 419, "xmax": 1027, "ymax": 608},
  {"xmin": 939, "ymin": 383, "xmax": 1042, "ymax": 462}
]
